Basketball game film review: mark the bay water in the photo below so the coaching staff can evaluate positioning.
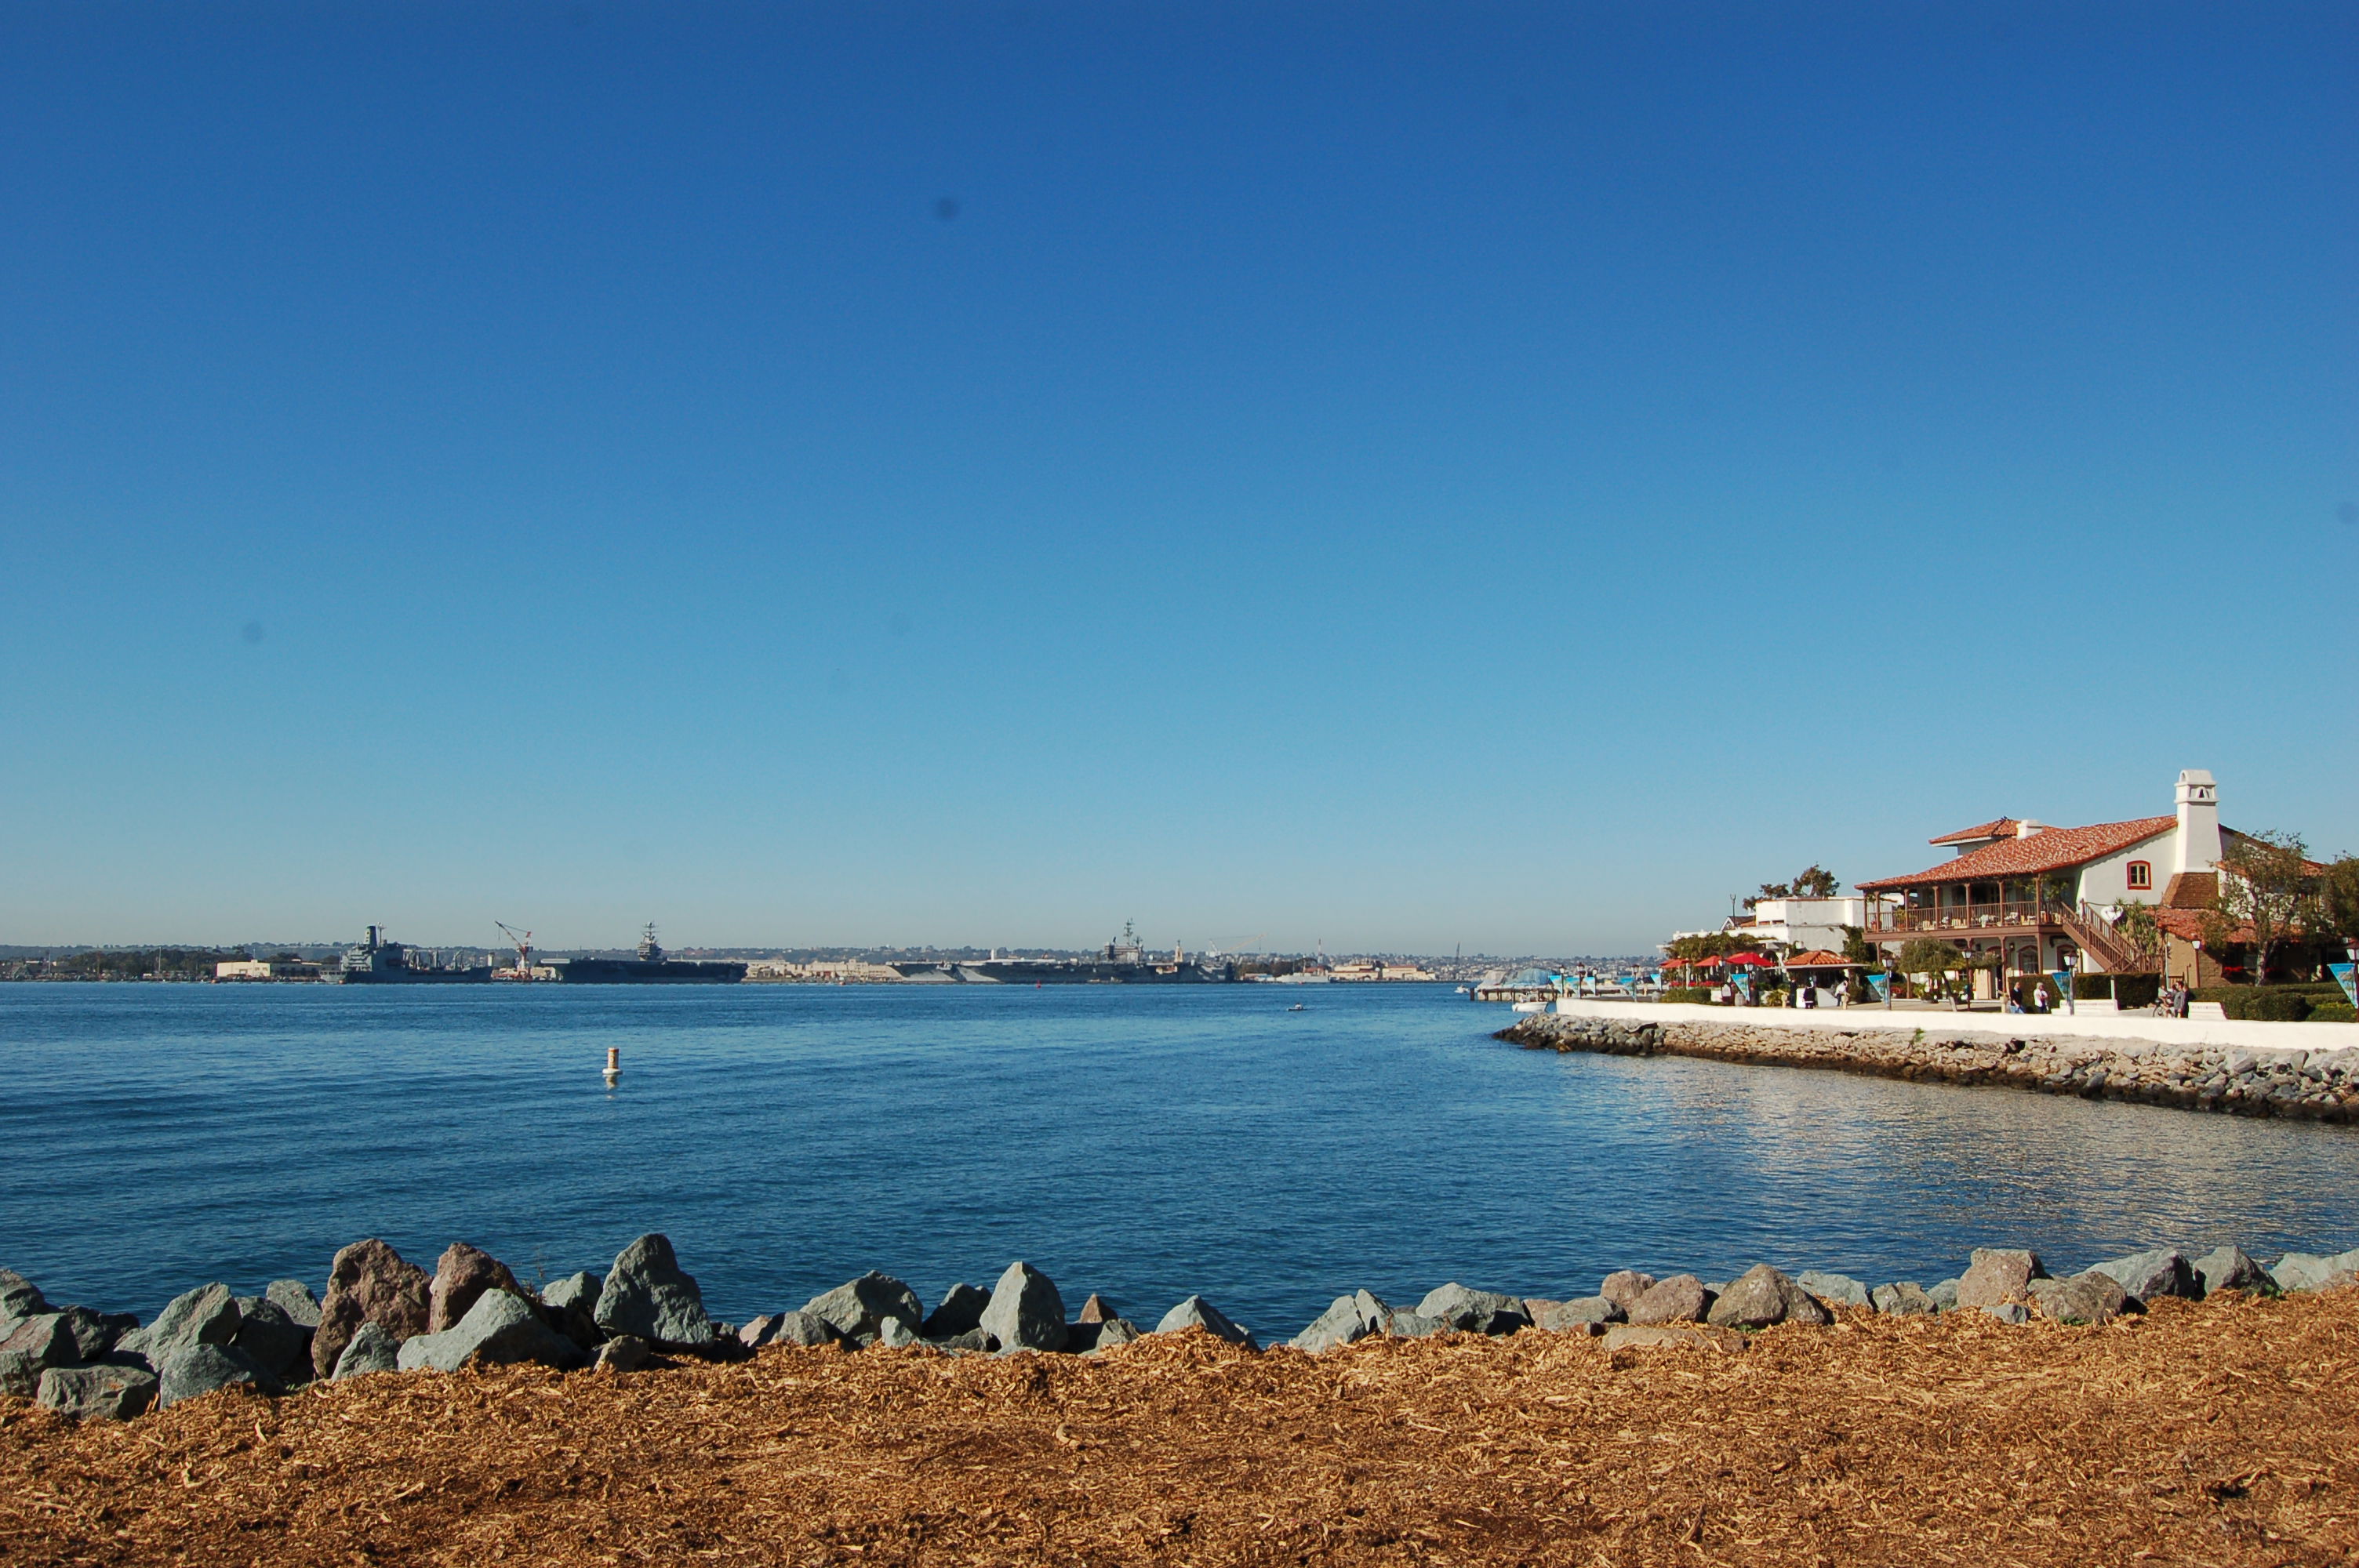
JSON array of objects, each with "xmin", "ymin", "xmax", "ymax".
[{"xmin": 5, "ymin": 982, "xmax": 2356, "ymax": 1338}]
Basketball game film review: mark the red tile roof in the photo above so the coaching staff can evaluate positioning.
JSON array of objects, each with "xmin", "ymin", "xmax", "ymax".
[
  {"xmin": 2154, "ymin": 906, "xmax": 2254, "ymax": 943},
  {"xmin": 1783, "ymin": 949, "xmax": 1861, "ymax": 967},
  {"xmin": 1928, "ymin": 818, "xmax": 2022, "ymax": 846},
  {"xmin": 1858, "ymin": 816, "xmax": 2176, "ymax": 891}
]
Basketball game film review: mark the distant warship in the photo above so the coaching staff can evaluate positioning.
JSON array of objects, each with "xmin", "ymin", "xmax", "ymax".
[
  {"xmin": 893, "ymin": 922, "xmax": 1238, "ymax": 984},
  {"xmin": 555, "ymin": 924, "xmax": 747, "ymax": 985},
  {"xmin": 332, "ymin": 926, "xmax": 493, "ymax": 984}
]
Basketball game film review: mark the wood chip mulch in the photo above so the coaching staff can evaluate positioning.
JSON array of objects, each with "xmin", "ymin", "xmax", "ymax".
[{"xmin": 4, "ymin": 1290, "xmax": 2354, "ymax": 1566}]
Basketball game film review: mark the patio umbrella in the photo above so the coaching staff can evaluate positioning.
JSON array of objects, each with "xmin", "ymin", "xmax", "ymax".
[{"xmin": 1723, "ymin": 953, "xmax": 1770, "ymax": 967}]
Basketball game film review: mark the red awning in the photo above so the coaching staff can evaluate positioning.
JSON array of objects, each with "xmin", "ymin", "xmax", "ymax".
[{"xmin": 1723, "ymin": 953, "xmax": 1770, "ymax": 967}]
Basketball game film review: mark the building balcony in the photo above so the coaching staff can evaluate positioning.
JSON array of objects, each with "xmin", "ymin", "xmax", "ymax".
[{"xmin": 1862, "ymin": 899, "xmax": 2073, "ymax": 937}]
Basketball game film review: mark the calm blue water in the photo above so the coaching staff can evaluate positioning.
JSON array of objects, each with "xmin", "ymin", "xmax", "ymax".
[{"xmin": 5, "ymin": 983, "xmax": 2356, "ymax": 1338}]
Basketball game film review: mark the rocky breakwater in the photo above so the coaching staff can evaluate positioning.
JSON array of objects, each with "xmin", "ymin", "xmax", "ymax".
[
  {"xmin": 9, "ymin": 1231, "xmax": 2355, "ymax": 1422},
  {"xmin": 1501, "ymin": 1011, "xmax": 2359, "ymax": 1122}
]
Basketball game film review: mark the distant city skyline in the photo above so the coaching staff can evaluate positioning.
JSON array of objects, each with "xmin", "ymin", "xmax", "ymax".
[{"xmin": 2, "ymin": 5, "xmax": 2352, "ymax": 953}]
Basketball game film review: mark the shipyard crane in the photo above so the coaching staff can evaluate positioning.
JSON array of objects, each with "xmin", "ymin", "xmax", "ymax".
[
  {"xmin": 1205, "ymin": 933, "xmax": 1267, "ymax": 958},
  {"xmin": 495, "ymin": 922, "xmax": 534, "ymax": 979}
]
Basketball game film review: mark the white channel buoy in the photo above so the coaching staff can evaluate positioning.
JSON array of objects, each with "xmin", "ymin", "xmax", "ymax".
[{"xmin": 603, "ymin": 1045, "xmax": 620, "ymax": 1087}]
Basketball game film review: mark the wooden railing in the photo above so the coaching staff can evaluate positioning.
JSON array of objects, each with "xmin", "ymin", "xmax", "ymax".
[{"xmin": 1863, "ymin": 899, "xmax": 2069, "ymax": 935}]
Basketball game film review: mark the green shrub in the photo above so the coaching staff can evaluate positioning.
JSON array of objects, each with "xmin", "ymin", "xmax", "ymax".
[
  {"xmin": 2230, "ymin": 990, "xmax": 2314, "ymax": 1022},
  {"xmin": 2308, "ymin": 1000, "xmax": 2356, "ymax": 1024},
  {"xmin": 2074, "ymin": 974, "xmax": 2161, "ymax": 1008},
  {"xmin": 2190, "ymin": 984, "xmax": 2346, "ymax": 1021},
  {"xmin": 1661, "ymin": 986, "xmax": 1715, "ymax": 1004}
]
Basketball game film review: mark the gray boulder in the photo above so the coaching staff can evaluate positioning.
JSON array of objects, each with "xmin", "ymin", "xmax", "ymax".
[
  {"xmin": 0, "ymin": 1268, "xmax": 49, "ymax": 1334},
  {"xmin": 2030, "ymin": 1272, "xmax": 2132, "ymax": 1326},
  {"xmin": 264, "ymin": 1279, "xmax": 323, "ymax": 1328},
  {"xmin": 1957, "ymin": 1250, "xmax": 2046, "ymax": 1311},
  {"xmin": 1386, "ymin": 1311, "xmax": 1444, "ymax": 1337},
  {"xmin": 1928, "ymin": 1279, "xmax": 1961, "ymax": 1312},
  {"xmin": 2192, "ymin": 1245, "xmax": 2274, "ymax": 1297},
  {"xmin": 1077, "ymin": 1294, "xmax": 1115, "ymax": 1324},
  {"xmin": 0, "ymin": 1352, "xmax": 42, "ymax": 1397},
  {"xmin": 1983, "ymin": 1301, "xmax": 2033, "ymax": 1324},
  {"xmin": 595, "ymin": 1335, "xmax": 652, "ymax": 1372},
  {"xmin": 2268, "ymin": 1248, "xmax": 2359, "ymax": 1294},
  {"xmin": 1598, "ymin": 1271, "xmax": 1656, "ymax": 1314},
  {"xmin": 56, "ymin": 1305, "xmax": 139, "ymax": 1363},
  {"xmin": 1627, "ymin": 1275, "xmax": 1713, "ymax": 1326},
  {"xmin": 1155, "ymin": 1294, "xmax": 1256, "ymax": 1349},
  {"xmin": 2087, "ymin": 1248, "xmax": 2197, "ymax": 1304},
  {"xmin": 313, "ymin": 1239, "xmax": 432, "ymax": 1380},
  {"xmin": 158, "ymin": 1343, "xmax": 278, "ymax": 1407},
  {"xmin": 932, "ymin": 1328, "xmax": 1001, "ymax": 1353},
  {"xmin": 921, "ymin": 1283, "xmax": 990, "ymax": 1340},
  {"xmin": 740, "ymin": 1310, "xmax": 843, "ymax": 1348},
  {"xmin": 1292, "ymin": 1290, "xmax": 1394, "ymax": 1352},
  {"xmin": 330, "ymin": 1321, "xmax": 400, "ymax": 1379},
  {"xmin": 979, "ymin": 1261, "xmax": 1067, "ymax": 1353},
  {"xmin": 1870, "ymin": 1282, "xmax": 1938, "ymax": 1316},
  {"xmin": 1536, "ymin": 1296, "xmax": 1623, "ymax": 1334},
  {"xmin": 396, "ymin": 1289, "xmax": 589, "ymax": 1374},
  {"xmin": 38, "ymin": 1362, "xmax": 158, "ymax": 1421},
  {"xmin": 874, "ymin": 1317, "xmax": 922, "ymax": 1349},
  {"xmin": 121, "ymin": 1283, "xmax": 241, "ymax": 1368},
  {"xmin": 801, "ymin": 1272, "xmax": 923, "ymax": 1346},
  {"xmin": 231, "ymin": 1298, "xmax": 314, "ymax": 1384},
  {"xmin": 594, "ymin": 1235, "xmax": 714, "ymax": 1346},
  {"xmin": 539, "ymin": 1270, "xmax": 604, "ymax": 1348},
  {"xmin": 1076, "ymin": 1318, "xmax": 1140, "ymax": 1354},
  {"xmin": 1413, "ymin": 1283, "xmax": 1530, "ymax": 1335},
  {"xmin": 542, "ymin": 1270, "xmax": 602, "ymax": 1310},
  {"xmin": 1707, "ymin": 1265, "xmax": 1833, "ymax": 1330},
  {"xmin": 1797, "ymin": 1271, "xmax": 1871, "ymax": 1310},
  {"xmin": 1, "ymin": 1312, "xmax": 85, "ymax": 1375}
]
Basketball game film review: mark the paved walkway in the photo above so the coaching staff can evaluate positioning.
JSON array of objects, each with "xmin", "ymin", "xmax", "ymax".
[{"xmin": 1545, "ymin": 998, "xmax": 2359, "ymax": 1056}]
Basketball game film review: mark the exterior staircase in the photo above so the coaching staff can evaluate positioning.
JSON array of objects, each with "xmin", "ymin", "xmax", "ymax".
[{"xmin": 2057, "ymin": 902, "xmax": 2150, "ymax": 975}]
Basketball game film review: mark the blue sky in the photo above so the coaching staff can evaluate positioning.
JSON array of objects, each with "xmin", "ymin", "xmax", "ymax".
[{"xmin": 2, "ymin": 2, "xmax": 2353, "ymax": 954}]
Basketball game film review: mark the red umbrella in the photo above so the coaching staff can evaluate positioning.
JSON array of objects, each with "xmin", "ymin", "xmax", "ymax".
[{"xmin": 1723, "ymin": 953, "xmax": 1770, "ymax": 967}]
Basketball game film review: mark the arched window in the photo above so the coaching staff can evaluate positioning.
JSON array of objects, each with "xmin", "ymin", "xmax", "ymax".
[{"xmin": 2126, "ymin": 861, "xmax": 2152, "ymax": 891}]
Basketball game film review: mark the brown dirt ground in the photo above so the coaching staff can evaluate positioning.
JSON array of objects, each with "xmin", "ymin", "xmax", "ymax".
[{"xmin": 3, "ymin": 1291, "xmax": 2354, "ymax": 1567}]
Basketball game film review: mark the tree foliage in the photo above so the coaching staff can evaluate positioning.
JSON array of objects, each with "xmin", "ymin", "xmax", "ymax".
[
  {"xmin": 1895, "ymin": 938, "xmax": 1968, "ymax": 979},
  {"xmin": 2205, "ymin": 829, "xmax": 2315, "ymax": 982},
  {"xmin": 2314, "ymin": 855, "xmax": 2359, "ymax": 949},
  {"xmin": 2111, "ymin": 901, "xmax": 2167, "ymax": 964},
  {"xmin": 1744, "ymin": 864, "xmax": 1841, "ymax": 909},
  {"xmin": 1663, "ymin": 931, "xmax": 1775, "ymax": 961}
]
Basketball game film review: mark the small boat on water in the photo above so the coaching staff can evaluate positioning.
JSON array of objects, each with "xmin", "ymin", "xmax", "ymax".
[
  {"xmin": 1287, "ymin": 1003, "xmax": 1306, "ymax": 1011},
  {"xmin": 1510, "ymin": 999, "xmax": 1548, "ymax": 1014}
]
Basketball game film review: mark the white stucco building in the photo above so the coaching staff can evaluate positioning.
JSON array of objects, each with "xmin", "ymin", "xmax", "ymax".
[
  {"xmin": 1720, "ymin": 895, "xmax": 1869, "ymax": 956},
  {"xmin": 1854, "ymin": 768, "xmax": 2241, "ymax": 985}
]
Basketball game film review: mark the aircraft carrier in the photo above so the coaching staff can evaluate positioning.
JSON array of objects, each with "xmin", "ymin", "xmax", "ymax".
[
  {"xmin": 554, "ymin": 924, "xmax": 747, "ymax": 984},
  {"xmin": 893, "ymin": 928, "xmax": 1236, "ymax": 984}
]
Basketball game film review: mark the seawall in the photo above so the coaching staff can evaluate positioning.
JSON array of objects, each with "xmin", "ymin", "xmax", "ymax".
[{"xmin": 1501, "ymin": 1001, "xmax": 2359, "ymax": 1123}]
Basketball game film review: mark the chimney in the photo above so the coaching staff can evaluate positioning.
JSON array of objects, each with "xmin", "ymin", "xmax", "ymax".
[
  {"xmin": 2173, "ymin": 769, "xmax": 2221, "ymax": 875},
  {"xmin": 2015, "ymin": 820, "xmax": 2046, "ymax": 838}
]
